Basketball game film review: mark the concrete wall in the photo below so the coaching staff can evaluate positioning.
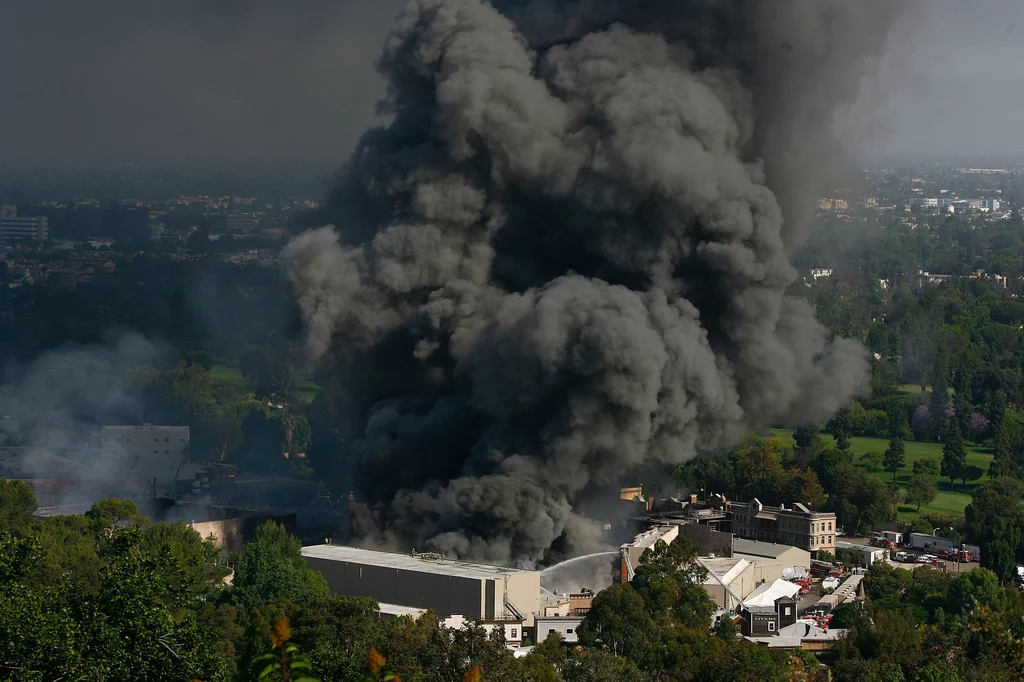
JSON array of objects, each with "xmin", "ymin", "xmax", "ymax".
[
  {"xmin": 678, "ymin": 523, "xmax": 733, "ymax": 558},
  {"xmin": 503, "ymin": 572, "xmax": 541, "ymax": 627},
  {"xmin": 190, "ymin": 513, "xmax": 297, "ymax": 556}
]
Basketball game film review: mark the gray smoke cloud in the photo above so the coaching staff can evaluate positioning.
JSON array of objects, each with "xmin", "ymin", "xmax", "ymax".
[{"xmin": 283, "ymin": 0, "xmax": 911, "ymax": 565}]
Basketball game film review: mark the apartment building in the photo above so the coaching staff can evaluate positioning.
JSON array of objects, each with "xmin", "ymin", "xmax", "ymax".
[
  {"xmin": 0, "ymin": 206, "xmax": 48, "ymax": 242},
  {"xmin": 729, "ymin": 499, "xmax": 836, "ymax": 553}
]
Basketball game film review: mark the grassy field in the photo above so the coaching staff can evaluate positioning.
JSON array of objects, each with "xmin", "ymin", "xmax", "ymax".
[
  {"xmin": 210, "ymin": 363, "xmax": 318, "ymax": 403},
  {"xmin": 770, "ymin": 428, "xmax": 992, "ymax": 521}
]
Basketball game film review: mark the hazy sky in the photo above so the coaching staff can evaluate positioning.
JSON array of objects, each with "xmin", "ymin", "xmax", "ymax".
[
  {"xmin": 0, "ymin": 0, "xmax": 1022, "ymax": 169},
  {"xmin": 870, "ymin": 0, "xmax": 1024, "ymax": 159}
]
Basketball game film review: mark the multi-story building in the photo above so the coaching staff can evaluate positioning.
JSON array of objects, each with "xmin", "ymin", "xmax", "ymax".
[
  {"xmin": 729, "ymin": 499, "xmax": 836, "ymax": 553},
  {"xmin": 96, "ymin": 425, "xmax": 190, "ymax": 459},
  {"xmin": 0, "ymin": 206, "xmax": 48, "ymax": 242},
  {"xmin": 210, "ymin": 212, "xmax": 257, "ymax": 235}
]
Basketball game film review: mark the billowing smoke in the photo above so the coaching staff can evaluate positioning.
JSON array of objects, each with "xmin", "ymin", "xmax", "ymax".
[{"xmin": 283, "ymin": 0, "xmax": 910, "ymax": 565}]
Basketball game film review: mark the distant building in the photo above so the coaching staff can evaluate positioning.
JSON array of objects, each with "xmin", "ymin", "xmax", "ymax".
[
  {"xmin": 0, "ymin": 206, "xmax": 48, "ymax": 242},
  {"xmin": 729, "ymin": 499, "xmax": 836, "ymax": 553},
  {"xmin": 809, "ymin": 268, "xmax": 833, "ymax": 280},
  {"xmin": 917, "ymin": 270, "xmax": 953, "ymax": 287},
  {"xmin": 210, "ymin": 212, "xmax": 257, "ymax": 235},
  {"xmin": 97, "ymin": 425, "xmax": 190, "ymax": 459}
]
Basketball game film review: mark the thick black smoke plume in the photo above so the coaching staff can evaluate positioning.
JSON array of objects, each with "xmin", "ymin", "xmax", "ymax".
[{"xmin": 284, "ymin": 0, "xmax": 910, "ymax": 565}]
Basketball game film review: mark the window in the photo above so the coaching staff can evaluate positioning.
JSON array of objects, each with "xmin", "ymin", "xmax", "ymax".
[
  {"xmin": 548, "ymin": 629, "xmax": 555, "ymax": 634},
  {"xmin": 154, "ymin": 438, "xmax": 159, "ymax": 443},
  {"xmin": 154, "ymin": 450, "xmax": 159, "ymax": 454},
  {"xmin": 511, "ymin": 628, "xmax": 517, "ymax": 638},
  {"xmin": 164, "ymin": 437, "xmax": 169, "ymax": 442},
  {"xmin": 180, "ymin": 438, "xmax": 185, "ymax": 443},
  {"xmin": 566, "ymin": 628, "xmax": 574, "ymax": 634},
  {"xmin": 784, "ymin": 607, "xmax": 791, "ymax": 616},
  {"xmin": 164, "ymin": 450, "xmax": 169, "ymax": 454},
  {"xmin": 768, "ymin": 621, "xmax": 776, "ymax": 632}
]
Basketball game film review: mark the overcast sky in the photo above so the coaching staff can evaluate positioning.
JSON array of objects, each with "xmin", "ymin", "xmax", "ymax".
[
  {"xmin": 0, "ymin": 0, "xmax": 1021, "ymax": 170},
  {"xmin": 869, "ymin": 0, "xmax": 1024, "ymax": 160}
]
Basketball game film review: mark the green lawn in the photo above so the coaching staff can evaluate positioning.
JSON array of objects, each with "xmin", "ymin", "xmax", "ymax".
[
  {"xmin": 210, "ymin": 362, "xmax": 318, "ymax": 403},
  {"xmin": 770, "ymin": 429, "xmax": 992, "ymax": 520},
  {"xmin": 210, "ymin": 363, "xmax": 247, "ymax": 388}
]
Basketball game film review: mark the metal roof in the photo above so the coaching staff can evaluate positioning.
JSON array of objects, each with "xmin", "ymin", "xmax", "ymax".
[
  {"xmin": 733, "ymin": 538, "xmax": 810, "ymax": 560},
  {"xmin": 301, "ymin": 545, "xmax": 538, "ymax": 581}
]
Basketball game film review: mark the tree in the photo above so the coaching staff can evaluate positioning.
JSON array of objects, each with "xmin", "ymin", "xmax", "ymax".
[
  {"xmin": 577, "ymin": 583, "xmax": 654, "ymax": 662},
  {"xmin": 0, "ymin": 478, "xmax": 37, "ymax": 530},
  {"xmin": 85, "ymin": 497, "xmax": 148, "ymax": 531},
  {"xmin": 965, "ymin": 478, "xmax": 1023, "ymax": 545},
  {"xmin": 980, "ymin": 517, "xmax": 1021, "ymax": 585},
  {"xmin": 793, "ymin": 425, "xmax": 819, "ymax": 449},
  {"xmin": 630, "ymin": 538, "xmax": 713, "ymax": 629},
  {"xmin": 882, "ymin": 437, "xmax": 906, "ymax": 482},
  {"xmin": 940, "ymin": 419, "xmax": 967, "ymax": 491},
  {"xmin": 828, "ymin": 405, "xmax": 854, "ymax": 451},
  {"xmin": 827, "ymin": 470, "xmax": 896, "ymax": 532},
  {"xmin": 989, "ymin": 421, "xmax": 1015, "ymax": 479},
  {"xmin": 959, "ymin": 464, "xmax": 984, "ymax": 487},
  {"xmin": 858, "ymin": 450, "xmax": 884, "ymax": 472},
  {"xmin": 912, "ymin": 456, "xmax": 940, "ymax": 478},
  {"xmin": 905, "ymin": 474, "xmax": 938, "ymax": 511},
  {"xmin": 232, "ymin": 521, "xmax": 329, "ymax": 612}
]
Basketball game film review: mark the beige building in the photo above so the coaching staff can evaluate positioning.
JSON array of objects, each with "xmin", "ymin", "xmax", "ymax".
[
  {"xmin": 619, "ymin": 525, "xmax": 678, "ymax": 581},
  {"xmin": 730, "ymin": 499, "xmax": 836, "ymax": 553},
  {"xmin": 700, "ymin": 556, "xmax": 789, "ymax": 612},
  {"xmin": 733, "ymin": 538, "xmax": 812, "ymax": 574}
]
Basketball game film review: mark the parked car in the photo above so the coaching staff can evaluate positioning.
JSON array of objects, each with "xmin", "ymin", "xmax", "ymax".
[
  {"xmin": 894, "ymin": 551, "xmax": 909, "ymax": 562},
  {"xmin": 915, "ymin": 554, "xmax": 936, "ymax": 564}
]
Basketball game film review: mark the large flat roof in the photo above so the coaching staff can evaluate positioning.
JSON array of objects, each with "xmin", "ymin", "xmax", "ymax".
[
  {"xmin": 301, "ymin": 545, "xmax": 538, "ymax": 581},
  {"xmin": 733, "ymin": 538, "xmax": 809, "ymax": 560},
  {"xmin": 699, "ymin": 557, "xmax": 750, "ymax": 586}
]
